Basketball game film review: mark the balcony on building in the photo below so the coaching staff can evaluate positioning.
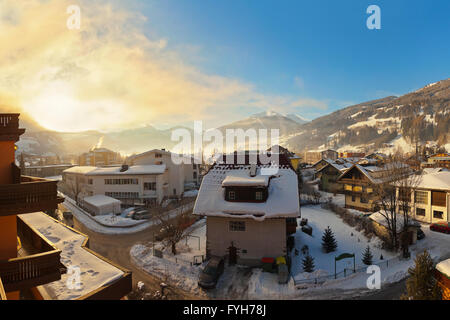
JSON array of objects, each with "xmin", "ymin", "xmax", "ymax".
[
  {"xmin": 0, "ymin": 215, "xmax": 64, "ymax": 293},
  {"xmin": 0, "ymin": 165, "xmax": 64, "ymax": 217}
]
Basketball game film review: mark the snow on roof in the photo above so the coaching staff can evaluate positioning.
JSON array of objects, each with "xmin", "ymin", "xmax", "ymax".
[
  {"xmin": 83, "ymin": 195, "xmax": 121, "ymax": 207},
  {"xmin": 436, "ymin": 259, "xmax": 450, "ymax": 277},
  {"xmin": 369, "ymin": 211, "xmax": 420, "ymax": 230},
  {"xmin": 193, "ymin": 165, "xmax": 300, "ymax": 220},
  {"xmin": 222, "ymin": 169, "xmax": 270, "ymax": 187},
  {"xmin": 86, "ymin": 164, "xmax": 166, "ymax": 175},
  {"xmin": 422, "ymin": 167, "xmax": 448, "ymax": 174},
  {"xmin": 414, "ymin": 171, "xmax": 450, "ymax": 191},
  {"xmin": 63, "ymin": 166, "xmax": 97, "ymax": 174},
  {"xmin": 18, "ymin": 212, "xmax": 125, "ymax": 300}
]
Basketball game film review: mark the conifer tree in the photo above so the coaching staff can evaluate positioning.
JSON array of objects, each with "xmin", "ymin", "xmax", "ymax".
[
  {"xmin": 362, "ymin": 245, "xmax": 373, "ymax": 265},
  {"xmin": 302, "ymin": 254, "xmax": 315, "ymax": 273},
  {"xmin": 402, "ymin": 250, "xmax": 442, "ymax": 300},
  {"xmin": 321, "ymin": 226, "xmax": 337, "ymax": 253}
]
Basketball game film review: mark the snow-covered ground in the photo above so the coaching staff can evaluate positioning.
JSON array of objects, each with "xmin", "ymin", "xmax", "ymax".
[
  {"xmin": 130, "ymin": 195, "xmax": 450, "ymax": 299},
  {"xmin": 62, "ymin": 193, "xmax": 194, "ymax": 235},
  {"xmin": 130, "ymin": 219, "xmax": 207, "ymax": 293}
]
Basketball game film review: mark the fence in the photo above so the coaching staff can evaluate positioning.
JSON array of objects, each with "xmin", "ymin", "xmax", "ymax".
[
  {"xmin": 151, "ymin": 248, "xmax": 205, "ymax": 267},
  {"xmin": 293, "ymin": 255, "xmax": 400, "ymax": 286}
]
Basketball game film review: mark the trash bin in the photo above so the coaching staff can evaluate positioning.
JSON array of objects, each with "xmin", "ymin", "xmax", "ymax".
[
  {"xmin": 261, "ymin": 257, "xmax": 275, "ymax": 273},
  {"xmin": 278, "ymin": 263, "xmax": 289, "ymax": 284}
]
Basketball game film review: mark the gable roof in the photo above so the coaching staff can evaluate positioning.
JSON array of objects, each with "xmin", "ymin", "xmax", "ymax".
[
  {"xmin": 193, "ymin": 162, "xmax": 300, "ymax": 220},
  {"xmin": 414, "ymin": 171, "xmax": 450, "ymax": 191}
]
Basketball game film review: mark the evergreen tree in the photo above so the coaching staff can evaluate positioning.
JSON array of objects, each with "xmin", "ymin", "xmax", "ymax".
[
  {"xmin": 362, "ymin": 245, "xmax": 373, "ymax": 265},
  {"xmin": 321, "ymin": 226, "xmax": 337, "ymax": 253},
  {"xmin": 402, "ymin": 250, "xmax": 442, "ymax": 300},
  {"xmin": 302, "ymin": 254, "xmax": 315, "ymax": 273}
]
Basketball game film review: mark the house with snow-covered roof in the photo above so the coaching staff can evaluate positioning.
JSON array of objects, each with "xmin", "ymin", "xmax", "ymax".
[
  {"xmin": 193, "ymin": 153, "xmax": 300, "ymax": 266},
  {"xmin": 405, "ymin": 171, "xmax": 450, "ymax": 224},
  {"xmin": 316, "ymin": 159, "xmax": 353, "ymax": 194}
]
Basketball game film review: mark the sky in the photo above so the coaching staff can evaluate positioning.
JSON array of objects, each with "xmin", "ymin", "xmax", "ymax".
[{"xmin": 0, "ymin": 0, "xmax": 449, "ymax": 132}]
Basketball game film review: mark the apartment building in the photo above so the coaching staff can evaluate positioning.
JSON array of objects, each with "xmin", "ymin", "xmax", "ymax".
[
  {"xmin": 79, "ymin": 147, "xmax": 122, "ymax": 167},
  {"xmin": 0, "ymin": 114, "xmax": 131, "ymax": 300},
  {"xmin": 62, "ymin": 164, "xmax": 168, "ymax": 206}
]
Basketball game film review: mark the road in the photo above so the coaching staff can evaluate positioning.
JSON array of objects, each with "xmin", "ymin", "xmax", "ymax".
[{"xmin": 64, "ymin": 206, "xmax": 202, "ymax": 300}]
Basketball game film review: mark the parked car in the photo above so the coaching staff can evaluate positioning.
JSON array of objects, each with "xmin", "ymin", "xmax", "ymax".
[
  {"xmin": 417, "ymin": 228, "xmax": 425, "ymax": 240},
  {"xmin": 120, "ymin": 207, "xmax": 136, "ymax": 218},
  {"xmin": 198, "ymin": 256, "xmax": 225, "ymax": 289},
  {"xmin": 430, "ymin": 221, "xmax": 450, "ymax": 234},
  {"xmin": 301, "ymin": 225, "xmax": 312, "ymax": 236},
  {"xmin": 300, "ymin": 218, "xmax": 308, "ymax": 226},
  {"xmin": 132, "ymin": 209, "xmax": 150, "ymax": 220}
]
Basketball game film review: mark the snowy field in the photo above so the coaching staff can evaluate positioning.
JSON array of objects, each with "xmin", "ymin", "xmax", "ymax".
[
  {"xmin": 62, "ymin": 193, "xmax": 194, "ymax": 235},
  {"xmin": 291, "ymin": 205, "xmax": 395, "ymax": 280},
  {"xmin": 130, "ymin": 201, "xmax": 450, "ymax": 299},
  {"xmin": 130, "ymin": 219, "xmax": 207, "ymax": 294}
]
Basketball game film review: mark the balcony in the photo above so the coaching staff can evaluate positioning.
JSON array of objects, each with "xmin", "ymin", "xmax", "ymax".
[
  {"xmin": 0, "ymin": 114, "xmax": 25, "ymax": 142},
  {"xmin": 0, "ymin": 216, "xmax": 63, "ymax": 293},
  {"xmin": 0, "ymin": 175, "xmax": 64, "ymax": 217}
]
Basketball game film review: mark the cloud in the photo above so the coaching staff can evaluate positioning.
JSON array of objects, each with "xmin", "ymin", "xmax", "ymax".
[{"xmin": 0, "ymin": 0, "xmax": 329, "ymax": 132}]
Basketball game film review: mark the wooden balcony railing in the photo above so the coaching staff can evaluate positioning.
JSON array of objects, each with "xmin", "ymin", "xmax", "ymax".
[
  {"xmin": 0, "ymin": 114, "xmax": 25, "ymax": 141},
  {"xmin": 0, "ymin": 277, "xmax": 6, "ymax": 300},
  {"xmin": 0, "ymin": 176, "xmax": 64, "ymax": 217},
  {"xmin": 0, "ymin": 216, "xmax": 63, "ymax": 293}
]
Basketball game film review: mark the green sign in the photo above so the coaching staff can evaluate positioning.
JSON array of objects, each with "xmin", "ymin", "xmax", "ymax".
[{"xmin": 335, "ymin": 253, "xmax": 355, "ymax": 261}]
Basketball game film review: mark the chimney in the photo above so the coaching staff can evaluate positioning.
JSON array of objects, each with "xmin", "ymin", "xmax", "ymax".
[{"xmin": 120, "ymin": 164, "xmax": 129, "ymax": 172}]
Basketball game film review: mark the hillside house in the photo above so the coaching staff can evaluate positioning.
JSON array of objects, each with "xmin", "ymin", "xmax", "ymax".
[{"xmin": 193, "ymin": 154, "xmax": 300, "ymax": 266}]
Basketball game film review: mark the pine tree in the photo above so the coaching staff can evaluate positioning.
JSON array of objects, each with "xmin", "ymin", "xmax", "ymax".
[
  {"xmin": 402, "ymin": 250, "xmax": 442, "ymax": 300},
  {"xmin": 321, "ymin": 226, "xmax": 337, "ymax": 253},
  {"xmin": 362, "ymin": 245, "xmax": 373, "ymax": 265},
  {"xmin": 302, "ymin": 255, "xmax": 315, "ymax": 273}
]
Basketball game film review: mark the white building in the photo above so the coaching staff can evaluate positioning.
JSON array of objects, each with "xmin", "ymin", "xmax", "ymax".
[
  {"xmin": 80, "ymin": 195, "xmax": 122, "ymax": 216},
  {"xmin": 193, "ymin": 154, "xmax": 300, "ymax": 266},
  {"xmin": 128, "ymin": 149, "xmax": 200, "ymax": 197},
  {"xmin": 409, "ymin": 171, "xmax": 450, "ymax": 224},
  {"xmin": 62, "ymin": 149, "xmax": 201, "ymax": 206}
]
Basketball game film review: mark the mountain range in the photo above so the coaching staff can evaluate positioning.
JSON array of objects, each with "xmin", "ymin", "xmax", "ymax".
[{"xmin": 6, "ymin": 78, "xmax": 450, "ymax": 157}]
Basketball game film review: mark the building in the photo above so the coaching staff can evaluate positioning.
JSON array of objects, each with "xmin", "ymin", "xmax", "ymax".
[
  {"xmin": 422, "ymin": 153, "xmax": 450, "ymax": 169},
  {"xmin": 407, "ymin": 171, "xmax": 450, "ymax": 224},
  {"xmin": 303, "ymin": 149, "xmax": 338, "ymax": 165},
  {"xmin": 129, "ymin": 149, "xmax": 201, "ymax": 196},
  {"xmin": 23, "ymin": 164, "xmax": 74, "ymax": 178},
  {"xmin": 62, "ymin": 164, "xmax": 168, "ymax": 206},
  {"xmin": 0, "ymin": 113, "xmax": 131, "ymax": 300},
  {"xmin": 336, "ymin": 164, "xmax": 386, "ymax": 212},
  {"xmin": 193, "ymin": 153, "xmax": 300, "ymax": 266},
  {"xmin": 79, "ymin": 147, "xmax": 122, "ymax": 167},
  {"xmin": 80, "ymin": 195, "xmax": 122, "ymax": 216},
  {"xmin": 369, "ymin": 211, "xmax": 420, "ymax": 246},
  {"xmin": 436, "ymin": 259, "xmax": 450, "ymax": 300},
  {"xmin": 339, "ymin": 151, "xmax": 366, "ymax": 159},
  {"xmin": 316, "ymin": 159, "xmax": 353, "ymax": 194}
]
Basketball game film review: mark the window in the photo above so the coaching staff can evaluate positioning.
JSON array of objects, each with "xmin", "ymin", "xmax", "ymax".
[
  {"xmin": 155, "ymin": 153, "xmax": 162, "ymax": 158},
  {"xmin": 255, "ymin": 191, "xmax": 263, "ymax": 201},
  {"xmin": 433, "ymin": 211, "xmax": 444, "ymax": 219},
  {"xmin": 105, "ymin": 192, "xmax": 139, "ymax": 199},
  {"xmin": 193, "ymin": 172, "xmax": 197, "ymax": 179},
  {"xmin": 144, "ymin": 182, "xmax": 156, "ymax": 191},
  {"xmin": 229, "ymin": 221, "xmax": 245, "ymax": 232},
  {"xmin": 416, "ymin": 208, "xmax": 426, "ymax": 216},
  {"xmin": 360, "ymin": 196, "xmax": 368, "ymax": 204},
  {"xmin": 88, "ymin": 179, "xmax": 93, "ymax": 185},
  {"xmin": 105, "ymin": 178, "xmax": 138, "ymax": 185},
  {"xmin": 228, "ymin": 191, "xmax": 236, "ymax": 200},
  {"xmin": 431, "ymin": 191, "xmax": 446, "ymax": 207},
  {"xmin": 415, "ymin": 191, "xmax": 428, "ymax": 204},
  {"xmin": 351, "ymin": 195, "xmax": 356, "ymax": 202}
]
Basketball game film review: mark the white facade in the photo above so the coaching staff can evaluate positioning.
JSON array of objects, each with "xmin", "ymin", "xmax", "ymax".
[
  {"xmin": 129, "ymin": 149, "xmax": 200, "ymax": 197},
  {"xmin": 62, "ymin": 164, "xmax": 168, "ymax": 206}
]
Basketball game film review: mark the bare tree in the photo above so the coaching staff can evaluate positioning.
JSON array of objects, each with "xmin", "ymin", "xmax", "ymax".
[
  {"xmin": 373, "ymin": 153, "xmax": 414, "ymax": 251},
  {"xmin": 154, "ymin": 204, "xmax": 194, "ymax": 255},
  {"xmin": 63, "ymin": 174, "xmax": 84, "ymax": 205}
]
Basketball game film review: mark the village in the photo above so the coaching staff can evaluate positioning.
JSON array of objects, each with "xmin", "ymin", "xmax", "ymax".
[{"xmin": 2, "ymin": 113, "xmax": 449, "ymax": 300}]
